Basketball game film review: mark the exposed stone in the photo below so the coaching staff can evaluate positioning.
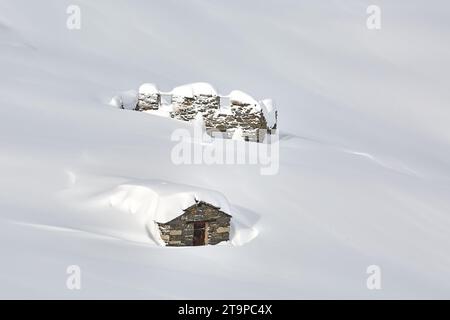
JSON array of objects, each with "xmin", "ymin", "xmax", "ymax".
[
  {"xmin": 171, "ymin": 94, "xmax": 219, "ymax": 122},
  {"xmin": 206, "ymin": 102, "xmax": 268, "ymax": 142},
  {"xmin": 216, "ymin": 226, "xmax": 230, "ymax": 233},
  {"xmin": 157, "ymin": 201, "xmax": 232, "ymax": 247},
  {"xmin": 171, "ymin": 94, "xmax": 268, "ymax": 142},
  {"xmin": 128, "ymin": 83, "xmax": 278, "ymax": 142},
  {"xmin": 136, "ymin": 83, "xmax": 160, "ymax": 111},
  {"xmin": 161, "ymin": 234, "xmax": 170, "ymax": 240},
  {"xmin": 136, "ymin": 92, "xmax": 160, "ymax": 111}
]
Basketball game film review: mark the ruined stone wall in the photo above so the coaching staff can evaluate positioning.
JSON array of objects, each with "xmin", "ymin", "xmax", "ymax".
[
  {"xmin": 207, "ymin": 102, "xmax": 268, "ymax": 142},
  {"xmin": 157, "ymin": 202, "xmax": 231, "ymax": 246},
  {"xmin": 171, "ymin": 95, "xmax": 220, "ymax": 121},
  {"xmin": 170, "ymin": 95, "xmax": 268, "ymax": 142},
  {"xmin": 132, "ymin": 89, "xmax": 274, "ymax": 142},
  {"xmin": 136, "ymin": 93, "xmax": 160, "ymax": 111}
]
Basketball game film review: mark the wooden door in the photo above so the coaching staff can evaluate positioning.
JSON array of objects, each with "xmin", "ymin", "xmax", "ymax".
[{"xmin": 193, "ymin": 221, "xmax": 206, "ymax": 246}]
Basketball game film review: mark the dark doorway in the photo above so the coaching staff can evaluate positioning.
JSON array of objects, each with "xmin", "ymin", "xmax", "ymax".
[{"xmin": 193, "ymin": 221, "xmax": 206, "ymax": 246}]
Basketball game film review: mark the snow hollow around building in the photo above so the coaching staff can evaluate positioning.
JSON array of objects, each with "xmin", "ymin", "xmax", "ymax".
[{"xmin": 86, "ymin": 179, "xmax": 259, "ymax": 247}]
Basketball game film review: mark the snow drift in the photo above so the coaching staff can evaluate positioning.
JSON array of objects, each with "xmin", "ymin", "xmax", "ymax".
[
  {"xmin": 1, "ymin": 0, "xmax": 450, "ymax": 299},
  {"xmin": 101, "ymin": 180, "xmax": 256, "ymax": 246}
]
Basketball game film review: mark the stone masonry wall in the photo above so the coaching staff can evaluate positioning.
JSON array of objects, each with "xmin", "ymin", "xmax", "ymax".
[
  {"xmin": 207, "ymin": 102, "xmax": 268, "ymax": 142},
  {"xmin": 136, "ymin": 93, "xmax": 160, "ymax": 111},
  {"xmin": 130, "ymin": 89, "xmax": 275, "ymax": 142},
  {"xmin": 171, "ymin": 95, "xmax": 220, "ymax": 121},
  {"xmin": 170, "ymin": 94, "xmax": 268, "ymax": 142}
]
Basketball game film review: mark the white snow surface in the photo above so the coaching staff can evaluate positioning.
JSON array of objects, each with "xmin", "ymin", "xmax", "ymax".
[
  {"xmin": 109, "ymin": 180, "xmax": 232, "ymax": 224},
  {"xmin": 229, "ymin": 90, "xmax": 261, "ymax": 111},
  {"xmin": 110, "ymin": 89, "xmax": 138, "ymax": 110},
  {"xmin": 98, "ymin": 180, "xmax": 250, "ymax": 247},
  {"xmin": 139, "ymin": 83, "xmax": 159, "ymax": 95},
  {"xmin": 260, "ymin": 99, "xmax": 277, "ymax": 127},
  {"xmin": 172, "ymin": 82, "xmax": 217, "ymax": 97},
  {"xmin": 1, "ymin": 0, "xmax": 450, "ymax": 299}
]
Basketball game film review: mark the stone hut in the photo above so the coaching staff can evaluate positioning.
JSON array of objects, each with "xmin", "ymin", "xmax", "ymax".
[{"xmin": 156, "ymin": 200, "xmax": 232, "ymax": 247}]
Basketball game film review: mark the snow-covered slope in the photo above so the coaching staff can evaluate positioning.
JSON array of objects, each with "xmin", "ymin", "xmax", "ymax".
[{"xmin": 1, "ymin": 0, "xmax": 450, "ymax": 298}]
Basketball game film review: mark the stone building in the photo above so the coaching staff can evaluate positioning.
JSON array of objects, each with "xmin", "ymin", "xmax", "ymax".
[
  {"xmin": 156, "ymin": 200, "xmax": 232, "ymax": 246},
  {"xmin": 170, "ymin": 84, "xmax": 271, "ymax": 142},
  {"xmin": 207, "ymin": 95, "xmax": 269, "ymax": 142},
  {"xmin": 119, "ymin": 82, "xmax": 278, "ymax": 142}
]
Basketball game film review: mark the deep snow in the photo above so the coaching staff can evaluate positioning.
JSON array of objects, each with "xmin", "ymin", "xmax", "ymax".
[
  {"xmin": 111, "ymin": 81, "xmax": 273, "ymax": 119},
  {"xmin": 1, "ymin": 0, "xmax": 450, "ymax": 299}
]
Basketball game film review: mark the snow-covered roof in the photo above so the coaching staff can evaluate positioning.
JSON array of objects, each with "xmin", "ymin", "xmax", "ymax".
[
  {"xmin": 108, "ymin": 180, "xmax": 232, "ymax": 224},
  {"xmin": 139, "ymin": 83, "xmax": 159, "ymax": 95},
  {"xmin": 229, "ymin": 90, "xmax": 261, "ymax": 111},
  {"xmin": 172, "ymin": 82, "xmax": 218, "ymax": 98}
]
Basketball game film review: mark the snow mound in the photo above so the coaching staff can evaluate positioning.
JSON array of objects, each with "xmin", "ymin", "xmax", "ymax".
[
  {"xmin": 109, "ymin": 180, "xmax": 231, "ymax": 224},
  {"xmin": 109, "ymin": 90, "xmax": 138, "ymax": 110},
  {"xmin": 99, "ymin": 179, "xmax": 256, "ymax": 246},
  {"xmin": 172, "ymin": 82, "xmax": 218, "ymax": 98},
  {"xmin": 229, "ymin": 90, "xmax": 261, "ymax": 110},
  {"xmin": 260, "ymin": 99, "xmax": 277, "ymax": 128},
  {"xmin": 139, "ymin": 83, "xmax": 159, "ymax": 95}
]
